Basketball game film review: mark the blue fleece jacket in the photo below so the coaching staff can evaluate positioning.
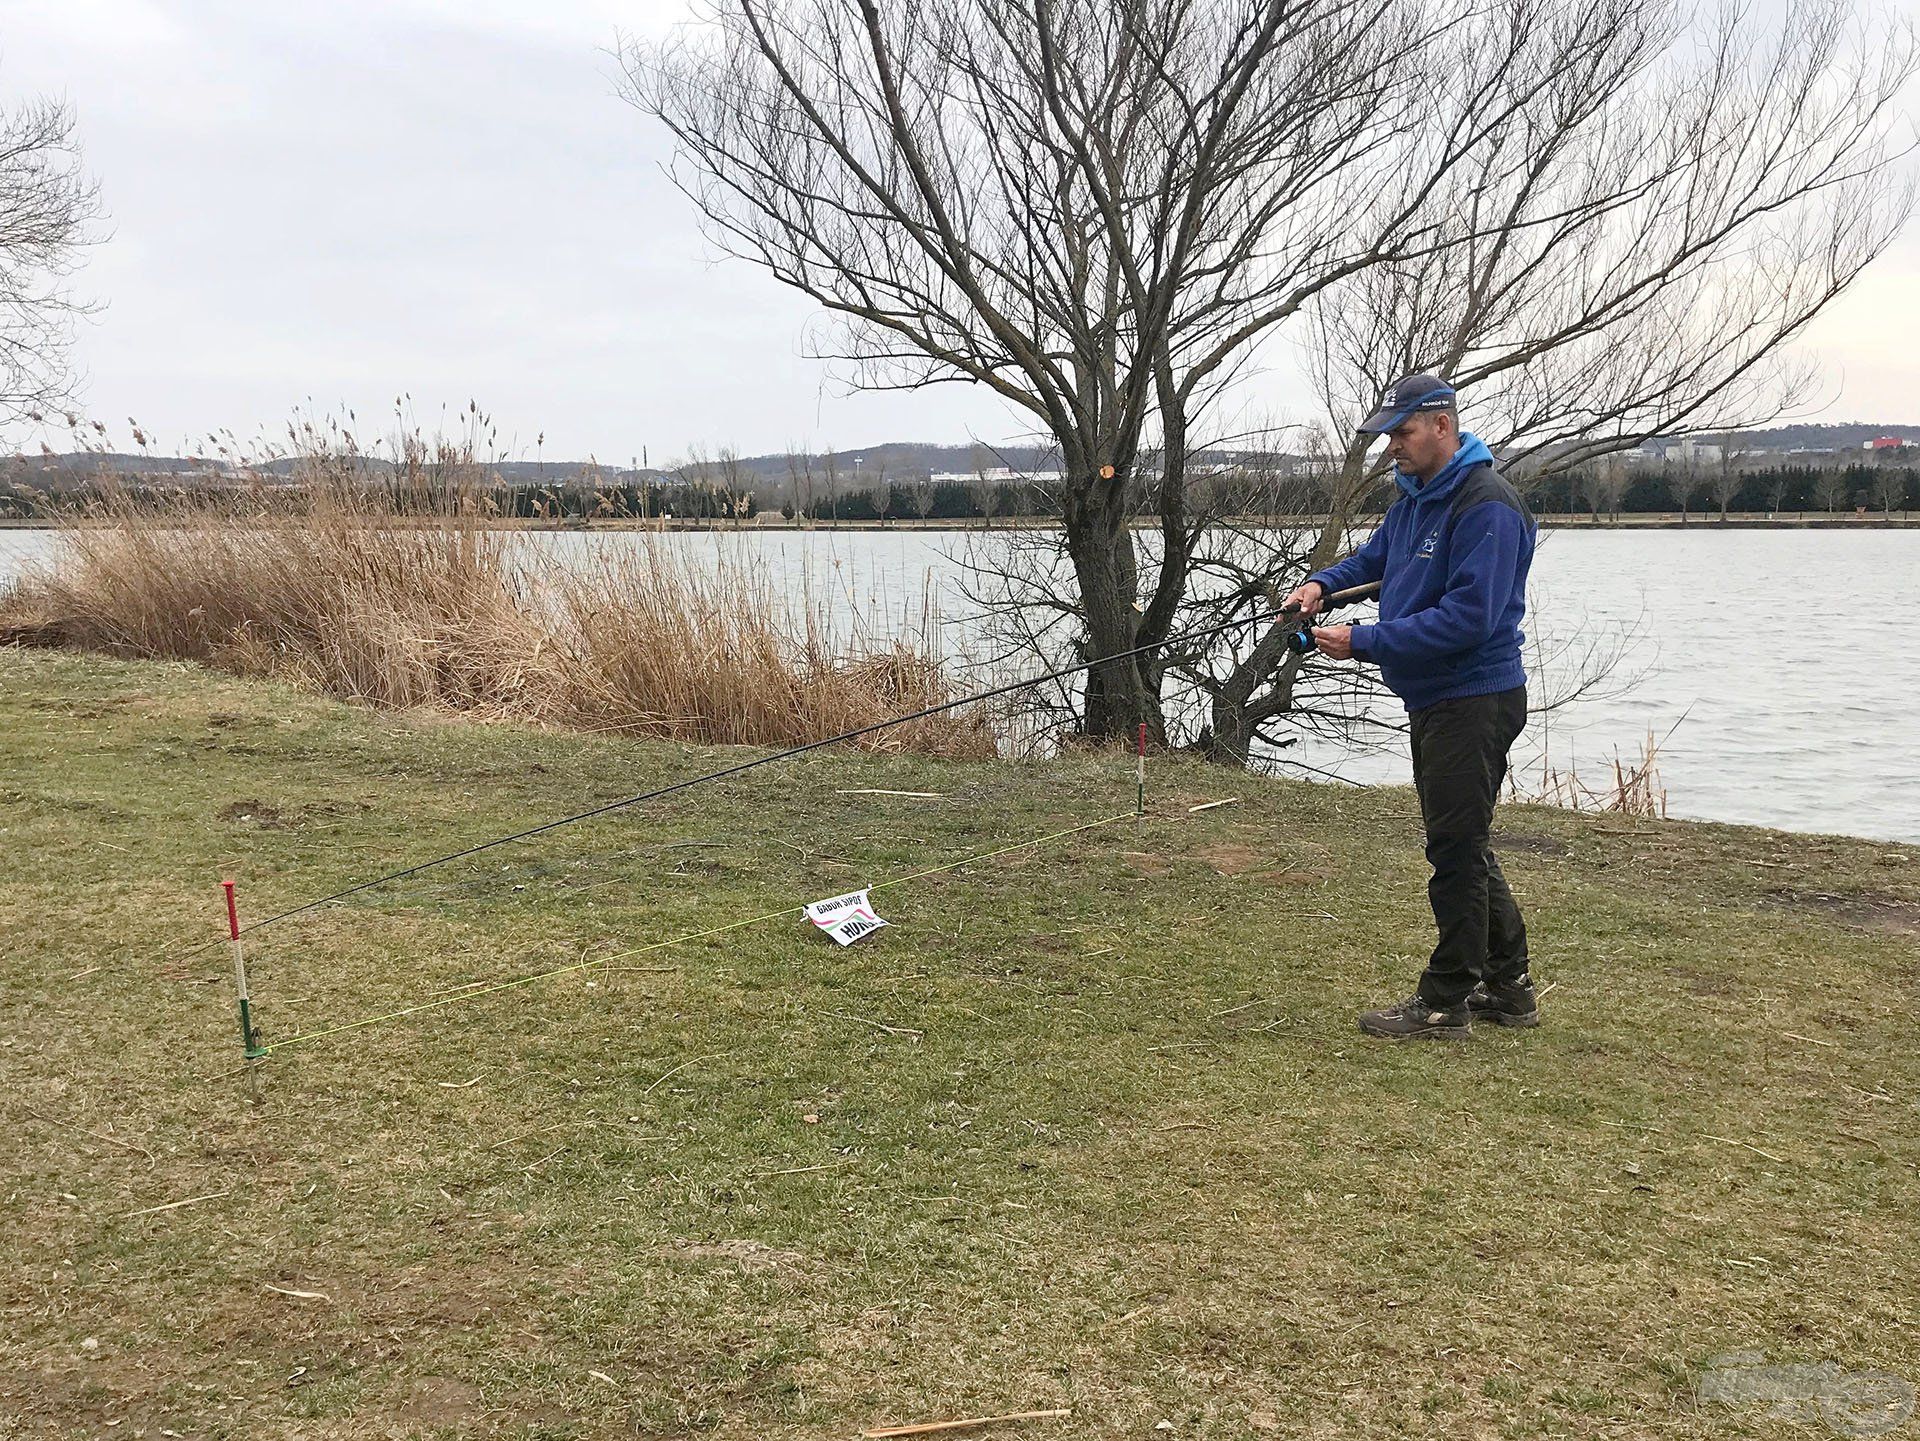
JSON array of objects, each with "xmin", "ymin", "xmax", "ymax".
[{"xmin": 1306, "ymin": 432, "xmax": 1534, "ymax": 712}]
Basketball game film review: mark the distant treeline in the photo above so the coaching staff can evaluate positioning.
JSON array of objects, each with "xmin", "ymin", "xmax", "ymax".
[
  {"xmin": 1530, "ymin": 462, "xmax": 1918, "ymax": 518},
  {"xmin": 2, "ymin": 462, "xmax": 1913, "ymax": 522},
  {"xmin": 0, "ymin": 474, "xmax": 1059, "ymax": 523}
]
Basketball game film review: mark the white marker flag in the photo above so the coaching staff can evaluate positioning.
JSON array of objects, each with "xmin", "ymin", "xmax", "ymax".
[{"xmin": 804, "ymin": 888, "xmax": 890, "ymax": 946}]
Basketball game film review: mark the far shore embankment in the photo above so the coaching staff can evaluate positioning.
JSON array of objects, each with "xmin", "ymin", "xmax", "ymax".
[{"xmin": 3, "ymin": 510, "xmax": 1915, "ymax": 532}]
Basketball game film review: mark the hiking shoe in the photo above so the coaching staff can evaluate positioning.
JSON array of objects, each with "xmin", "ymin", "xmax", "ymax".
[
  {"xmin": 1357, "ymin": 995, "xmax": 1471, "ymax": 1041},
  {"xmin": 1466, "ymin": 975, "xmax": 1540, "ymax": 1028}
]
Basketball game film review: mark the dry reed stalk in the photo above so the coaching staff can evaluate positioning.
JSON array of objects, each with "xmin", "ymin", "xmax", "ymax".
[
  {"xmin": 1505, "ymin": 727, "xmax": 1668, "ymax": 818},
  {"xmin": 1, "ymin": 470, "xmax": 996, "ymax": 759}
]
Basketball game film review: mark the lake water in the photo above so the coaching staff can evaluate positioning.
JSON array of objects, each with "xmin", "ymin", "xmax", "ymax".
[{"xmin": 3, "ymin": 525, "xmax": 1915, "ymax": 844}]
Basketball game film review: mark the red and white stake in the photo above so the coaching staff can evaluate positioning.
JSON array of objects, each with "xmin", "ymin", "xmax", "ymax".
[{"xmin": 222, "ymin": 879, "xmax": 263, "ymax": 1102}]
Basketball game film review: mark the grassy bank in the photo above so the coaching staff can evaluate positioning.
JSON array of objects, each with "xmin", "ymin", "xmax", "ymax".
[{"xmin": 3, "ymin": 648, "xmax": 1916, "ymax": 1440}]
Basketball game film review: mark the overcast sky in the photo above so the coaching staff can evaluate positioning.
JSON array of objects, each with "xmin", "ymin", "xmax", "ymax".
[{"xmin": 5, "ymin": 0, "xmax": 1917, "ymax": 462}]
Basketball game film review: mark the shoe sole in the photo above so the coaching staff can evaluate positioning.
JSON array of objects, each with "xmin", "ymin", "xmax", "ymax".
[
  {"xmin": 1470, "ymin": 1009, "xmax": 1540, "ymax": 1029},
  {"xmin": 1357, "ymin": 1020, "xmax": 1472, "ymax": 1041}
]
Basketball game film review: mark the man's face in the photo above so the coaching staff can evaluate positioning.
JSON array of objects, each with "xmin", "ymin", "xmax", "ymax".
[{"xmin": 1384, "ymin": 411, "xmax": 1457, "ymax": 479}]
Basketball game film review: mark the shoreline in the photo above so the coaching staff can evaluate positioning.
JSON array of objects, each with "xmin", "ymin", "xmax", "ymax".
[{"xmin": 2, "ymin": 511, "xmax": 1915, "ymax": 533}]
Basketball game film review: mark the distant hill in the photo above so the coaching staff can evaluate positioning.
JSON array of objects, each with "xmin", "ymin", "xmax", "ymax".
[
  {"xmin": 2, "ymin": 441, "xmax": 1063, "ymax": 490},
  {"xmin": 12, "ymin": 423, "xmax": 1918, "ymax": 491},
  {"xmin": 1689, "ymin": 422, "xmax": 1917, "ymax": 450}
]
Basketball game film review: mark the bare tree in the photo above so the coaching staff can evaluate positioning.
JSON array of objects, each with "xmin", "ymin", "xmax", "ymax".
[
  {"xmin": 1763, "ymin": 469, "xmax": 1789, "ymax": 518},
  {"xmin": 623, "ymin": 0, "xmax": 1607, "ymax": 742},
  {"xmin": 1710, "ymin": 435, "xmax": 1753, "ymax": 521},
  {"xmin": 716, "ymin": 444, "xmax": 750, "ymax": 524},
  {"xmin": 784, "ymin": 445, "xmax": 814, "ymax": 518},
  {"xmin": 1, "ymin": 92, "xmax": 101, "ymax": 431},
  {"xmin": 1577, "ymin": 456, "xmax": 1628, "ymax": 522},
  {"xmin": 966, "ymin": 457, "xmax": 998, "ymax": 528},
  {"xmin": 1811, "ymin": 463, "xmax": 1849, "ymax": 517},
  {"xmin": 623, "ymin": 0, "xmax": 1913, "ymax": 760},
  {"xmin": 1870, "ymin": 453, "xmax": 1911, "ymax": 516}
]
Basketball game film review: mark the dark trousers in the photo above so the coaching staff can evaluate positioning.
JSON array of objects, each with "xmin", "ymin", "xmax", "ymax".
[{"xmin": 1409, "ymin": 686, "xmax": 1530, "ymax": 1007}]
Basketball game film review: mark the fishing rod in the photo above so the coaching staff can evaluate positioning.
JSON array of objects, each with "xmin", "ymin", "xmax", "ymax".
[{"xmin": 225, "ymin": 578, "xmax": 1381, "ymax": 939}]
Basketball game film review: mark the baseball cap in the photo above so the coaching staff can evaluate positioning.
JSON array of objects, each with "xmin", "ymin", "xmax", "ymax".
[{"xmin": 1357, "ymin": 373, "xmax": 1456, "ymax": 434}]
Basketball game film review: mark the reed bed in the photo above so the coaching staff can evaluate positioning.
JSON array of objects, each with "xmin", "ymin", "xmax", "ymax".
[
  {"xmin": 1506, "ymin": 727, "xmax": 1669, "ymax": 818},
  {"xmin": 0, "ymin": 479, "xmax": 996, "ymax": 759}
]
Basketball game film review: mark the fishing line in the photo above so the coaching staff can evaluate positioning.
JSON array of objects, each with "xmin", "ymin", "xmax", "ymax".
[
  {"xmin": 219, "ymin": 582, "xmax": 1379, "ymax": 942},
  {"xmin": 254, "ymin": 809, "xmax": 1135, "ymax": 1055}
]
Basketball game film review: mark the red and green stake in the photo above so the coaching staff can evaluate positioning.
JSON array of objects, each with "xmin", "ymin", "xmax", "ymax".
[
  {"xmin": 1136, "ymin": 723, "xmax": 1147, "ymax": 817},
  {"xmin": 223, "ymin": 879, "xmax": 265, "ymax": 1101}
]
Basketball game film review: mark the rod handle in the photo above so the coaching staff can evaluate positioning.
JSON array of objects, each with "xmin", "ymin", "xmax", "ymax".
[{"xmin": 1320, "ymin": 580, "xmax": 1382, "ymax": 611}]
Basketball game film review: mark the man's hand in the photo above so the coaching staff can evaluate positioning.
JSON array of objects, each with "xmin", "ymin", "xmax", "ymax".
[
  {"xmin": 1311, "ymin": 625, "xmax": 1353, "ymax": 660},
  {"xmin": 1281, "ymin": 580, "xmax": 1326, "ymax": 617}
]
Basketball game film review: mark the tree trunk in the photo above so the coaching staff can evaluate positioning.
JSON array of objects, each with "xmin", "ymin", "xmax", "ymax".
[{"xmin": 1062, "ymin": 463, "xmax": 1165, "ymax": 744}]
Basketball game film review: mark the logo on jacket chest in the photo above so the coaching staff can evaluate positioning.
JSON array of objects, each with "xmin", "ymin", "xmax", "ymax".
[{"xmin": 1414, "ymin": 526, "xmax": 1442, "ymax": 559}]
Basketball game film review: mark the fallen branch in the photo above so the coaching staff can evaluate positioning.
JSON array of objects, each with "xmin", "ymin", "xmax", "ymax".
[
  {"xmin": 815, "ymin": 1009, "xmax": 923, "ymax": 1038},
  {"xmin": 752, "ymin": 1157, "xmax": 860, "ymax": 1179},
  {"xmin": 1207, "ymin": 997, "xmax": 1274, "ymax": 1020},
  {"xmin": 862, "ymin": 1408, "xmax": 1071, "ymax": 1437},
  {"xmin": 1702, "ymin": 1133, "xmax": 1786, "ymax": 1164},
  {"xmin": 486, "ymin": 1121, "xmax": 570, "ymax": 1152},
  {"xmin": 22, "ymin": 1107, "xmax": 156, "ymax": 1169},
  {"xmin": 263, "ymin": 1283, "xmax": 332, "ymax": 1302},
  {"xmin": 643, "ymin": 1052, "xmax": 725, "ymax": 1095},
  {"xmin": 117, "ymin": 1188, "xmax": 231, "ymax": 1220}
]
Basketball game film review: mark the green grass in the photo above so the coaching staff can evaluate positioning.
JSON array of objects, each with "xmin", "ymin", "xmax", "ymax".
[{"xmin": 2, "ymin": 647, "xmax": 1916, "ymax": 1440}]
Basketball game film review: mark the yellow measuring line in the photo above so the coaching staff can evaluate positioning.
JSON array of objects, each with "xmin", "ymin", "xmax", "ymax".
[{"xmin": 257, "ymin": 811, "xmax": 1135, "ymax": 1056}]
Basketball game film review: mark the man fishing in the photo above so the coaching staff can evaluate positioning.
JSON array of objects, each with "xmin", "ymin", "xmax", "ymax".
[{"xmin": 1283, "ymin": 374, "xmax": 1538, "ymax": 1041}]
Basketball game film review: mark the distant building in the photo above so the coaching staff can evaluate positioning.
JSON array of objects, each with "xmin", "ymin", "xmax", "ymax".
[
  {"xmin": 1864, "ymin": 436, "xmax": 1905, "ymax": 450},
  {"xmin": 929, "ymin": 467, "xmax": 1064, "ymax": 487}
]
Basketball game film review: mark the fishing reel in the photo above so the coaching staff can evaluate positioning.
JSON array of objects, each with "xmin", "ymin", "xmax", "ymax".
[{"xmin": 1275, "ymin": 580, "xmax": 1382, "ymax": 656}]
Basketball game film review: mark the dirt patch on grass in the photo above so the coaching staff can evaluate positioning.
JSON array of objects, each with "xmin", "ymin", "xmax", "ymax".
[
  {"xmin": 1122, "ymin": 844, "xmax": 1327, "ymax": 886},
  {"xmin": 1121, "ymin": 851, "xmax": 1174, "ymax": 878},
  {"xmin": 1767, "ymin": 888, "xmax": 1920, "ymax": 936},
  {"xmin": 1492, "ymin": 829, "xmax": 1570, "ymax": 857},
  {"xmin": 1665, "ymin": 964, "xmax": 1741, "ymax": 998},
  {"xmin": 216, "ymin": 798, "xmax": 288, "ymax": 828},
  {"xmin": 396, "ymin": 1373, "xmax": 487, "ymax": 1426},
  {"xmin": 1198, "ymin": 843, "xmax": 1268, "ymax": 875}
]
